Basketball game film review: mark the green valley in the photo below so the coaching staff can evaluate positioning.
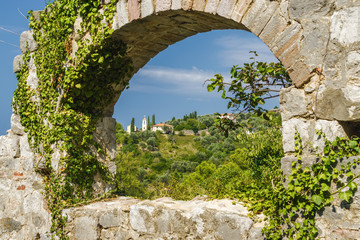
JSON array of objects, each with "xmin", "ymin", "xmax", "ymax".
[{"xmin": 114, "ymin": 111, "xmax": 283, "ymax": 202}]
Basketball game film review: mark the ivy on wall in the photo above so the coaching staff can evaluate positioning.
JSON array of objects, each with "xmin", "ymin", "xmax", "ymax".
[
  {"xmin": 12, "ymin": 0, "xmax": 133, "ymax": 238},
  {"xmin": 250, "ymin": 131, "xmax": 360, "ymax": 239}
]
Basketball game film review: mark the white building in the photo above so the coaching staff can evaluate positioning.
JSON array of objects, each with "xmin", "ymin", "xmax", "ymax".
[
  {"xmin": 142, "ymin": 116, "xmax": 147, "ymax": 131},
  {"xmin": 151, "ymin": 123, "xmax": 173, "ymax": 133},
  {"xmin": 218, "ymin": 113, "xmax": 236, "ymax": 121},
  {"xmin": 126, "ymin": 125, "xmax": 137, "ymax": 134}
]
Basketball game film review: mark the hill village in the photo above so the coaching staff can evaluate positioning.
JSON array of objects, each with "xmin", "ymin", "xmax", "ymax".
[
  {"xmin": 124, "ymin": 113, "xmax": 237, "ymax": 136},
  {"xmin": 126, "ymin": 117, "xmax": 174, "ymax": 134}
]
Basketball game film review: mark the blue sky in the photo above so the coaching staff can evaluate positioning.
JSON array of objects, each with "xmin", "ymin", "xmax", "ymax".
[{"xmin": 0, "ymin": 1, "xmax": 278, "ymax": 134}]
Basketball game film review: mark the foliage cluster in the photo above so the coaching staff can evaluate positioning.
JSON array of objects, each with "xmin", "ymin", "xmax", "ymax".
[
  {"xmin": 206, "ymin": 52, "xmax": 290, "ymax": 136},
  {"xmin": 13, "ymin": 0, "xmax": 132, "ymax": 238},
  {"xmin": 167, "ymin": 113, "xmax": 214, "ymax": 133},
  {"xmin": 114, "ymin": 112, "xmax": 283, "ymax": 201},
  {"xmin": 244, "ymin": 132, "xmax": 360, "ymax": 239},
  {"xmin": 206, "ymin": 55, "xmax": 360, "ymax": 239}
]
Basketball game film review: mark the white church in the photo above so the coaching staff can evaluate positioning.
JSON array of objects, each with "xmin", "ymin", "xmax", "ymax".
[
  {"xmin": 126, "ymin": 116, "xmax": 173, "ymax": 134},
  {"xmin": 126, "ymin": 116, "xmax": 148, "ymax": 134}
]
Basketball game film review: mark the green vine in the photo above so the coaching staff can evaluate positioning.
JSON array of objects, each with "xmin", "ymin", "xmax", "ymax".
[
  {"xmin": 260, "ymin": 131, "xmax": 360, "ymax": 239},
  {"xmin": 12, "ymin": 0, "xmax": 133, "ymax": 239}
]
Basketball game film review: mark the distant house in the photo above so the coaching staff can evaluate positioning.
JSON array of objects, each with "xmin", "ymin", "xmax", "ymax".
[
  {"xmin": 126, "ymin": 125, "xmax": 137, "ymax": 134},
  {"xmin": 151, "ymin": 123, "xmax": 173, "ymax": 134},
  {"xmin": 218, "ymin": 113, "xmax": 236, "ymax": 121}
]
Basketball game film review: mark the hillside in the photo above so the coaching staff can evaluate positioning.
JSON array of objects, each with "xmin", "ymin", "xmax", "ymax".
[{"xmin": 114, "ymin": 112, "xmax": 283, "ymax": 200}]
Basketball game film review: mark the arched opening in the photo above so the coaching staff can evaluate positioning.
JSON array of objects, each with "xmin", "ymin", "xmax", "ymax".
[
  {"xmin": 109, "ymin": 19, "xmax": 285, "ymax": 198},
  {"xmin": 102, "ymin": 7, "xmax": 306, "ymax": 117},
  {"xmin": 114, "ymin": 29, "xmax": 280, "ymax": 129}
]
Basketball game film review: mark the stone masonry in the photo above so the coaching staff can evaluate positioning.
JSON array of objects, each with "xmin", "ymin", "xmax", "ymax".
[
  {"xmin": 2, "ymin": 0, "xmax": 360, "ymax": 239},
  {"xmin": 63, "ymin": 198, "xmax": 264, "ymax": 240}
]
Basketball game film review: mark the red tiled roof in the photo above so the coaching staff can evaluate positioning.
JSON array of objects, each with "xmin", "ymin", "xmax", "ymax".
[{"xmin": 152, "ymin": 124, "xmax": 173, "ymax": 127}]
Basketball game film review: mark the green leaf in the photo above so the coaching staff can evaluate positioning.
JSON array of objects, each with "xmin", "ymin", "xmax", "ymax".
[
  {"xmin": 349, "ymin": 140, "xmax": 357, "ymax": 148},
  {"xmin": 339, "ymin": 190, "xmax": 353, "ymax": 202},
  {"xmin": 348, "ymin": 181, "xmax": 357, "ymax": 191},
  {"xmin": 311, "ymin": 195, "xmax": 323, "ymax": 205},
  {"xmin": 207, "ymin": 83, "xmax": 215, "ymax": 92},
  {"xmin": 75, "ymin": 83, "xmax": 81, "ymax": 89},
  {"xmin": 321, "ymin": 183, "xmax": 330, "ymax": 192}
]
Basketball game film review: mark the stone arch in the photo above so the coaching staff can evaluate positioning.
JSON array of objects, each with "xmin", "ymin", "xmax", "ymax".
[
  {"xmin": 13, "ymin": 0, "xmax": 360, "ymax": 169},
  {"xmin": 101, "ymin": 0, "xmax": 308, "ymax": 116}
]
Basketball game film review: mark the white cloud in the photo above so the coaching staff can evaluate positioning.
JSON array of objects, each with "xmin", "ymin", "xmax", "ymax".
[
  {"xmin": 214, "ymin": 35, "xmax": 278, "ymax": 66},
  {"xmin": 127, "ymin": 66, "xmax": 221, "ymax": 97}
]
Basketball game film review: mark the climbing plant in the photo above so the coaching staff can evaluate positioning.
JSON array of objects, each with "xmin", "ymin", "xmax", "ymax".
[
  {"xmin": 243, "ymin": 131, "xmax": 360, "ymax": 239},
  {"xmin": 12, "ymin": 0, "xmax": 133, "ymax": 238},
  {"xmin": 206, "ymin": 51, "xmax": 291, "ymax": 136}
]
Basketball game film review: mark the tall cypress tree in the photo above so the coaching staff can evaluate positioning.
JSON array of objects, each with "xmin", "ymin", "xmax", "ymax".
[
  {"xmin": 152, "ymin": 114, "xmax": 155, "ymax": 126},
  {"xmin": 130, "ymin": 117, "xmax": 135, "ymax": 132},
  {"xmin": 147, "ymin": 116, "xmax": 150, "ymax": 130}
]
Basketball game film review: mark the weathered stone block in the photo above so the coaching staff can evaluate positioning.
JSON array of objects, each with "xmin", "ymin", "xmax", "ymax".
[
  {"xmin": 115, "ymin": 0, "xmax": 129, "ymax": 29},
  {"xmin": 314, "ymin": 85, "xmax": 360, "ymax": 121},
  {"xmin": 74, "ymin": 216, "xmax": 97, "ymax": 240},
  {"xmin": 130, "ymin": 205, "xmax": 155, "ymax": 233},
  {"xmin": 1, "ymin": 157, "xmax": 21, "ymax": 170},
  {"xmin": 192, "ymin": 0, "xmax": 206, "ymax": 11},
  {"xmin": 171, "ymin": 0, "xmax": 182, "ymax": 10},
  {"xmin": 13, "ymin": 55, "xmax": 24, "ymax": 73},
  {"xmin": 278, "ymin": 41, "xmax": 300, "ymax": 69},
  {"xmin": 346, "ymin": 50, "xmax": 360, "ymax": 83},
  {"xmin": 95, "ymin": 117, "xmax": 117, "ymax": 162},
  {"xmin": 26, "ymin": 69, "xmax": 39, "ymax": 90},
  {"xmin": 0, "ymin": 218, "xmax": 22, "ymax": 232},
  {"xmin": 20, "ymin": 31, "xmax": 37, "ymax": 53},
  {"xmin": 282, "ymin": 118, "xmax": 312, "ymax": 153},
  {"xmin": 8, "ymin": 134, "xmax": 20, "ymax": 159},
  {"xmin": 313, "ymin": 119, "xmax": 347, "ymax": 151},
  {"xmin": 217, "ymin": 0, "xmax": 237, "ymax": 18},
  {"xmin": 141, "ymin": 0, "xmax": 154, "ymax": 18},
  {"xmin": 99, "ymin": 211, "xmax": 123, "ymax": 228},
  {"xmin": 300, "ymin": 19, "xmax": 330, "ymax": 69},
  {"xmin": 280, "ymin": 87, "xmax": 307, "ymax": 121},
  {"xmin": 128, "ymin": 0, "xmax": 141, "ymax": 21},
  {"xmin": 204, "ymin": 0, "xmax": 219, "ymax": 14},
  {"xmin": 0, "ymin": 135, "xmax": 9, "ymax": 157},
  {"xmin": 330, "ymin": 7, "xmax": 360, "ymax": 46},
  {"xmin": 270, "ymin": 22, "xmax": 302, "ymax": 56},
  {"xmin": 23, "ymin": 191, "xmax": 43, "ymax": 214},
  {"xmin": 215, "ymin": 212, "xmax": 253, "ymax": 239},
  {"xmin": 241, "ymin": 0, "xmax": 278, "ymax": 36},
  {"xmin": 230, "ymin": 0, "xmax": 251, "ymax": 22},
  {"xmin": 11, "ymin": 114, "xmax": 25, "ymax": 136},
  {"xmin": 156, "ymin": 0, "xmax": 172, "ymax": 12},
  {"xmin": 281, "ymin": 156, "xmax": 317, "ymax": 175},
  {"xmin": 287, "ymin": 61, "xmax": 311, "ymax": 87},
  {"xmin": 289, "ymin": 0, "xmax": 331, "ymax": 21},
  {"xmin": 182, "ymin": 0, "xmax": 193, "ymax": 10},
  {"xmin": 259, "ymin": 9, "xmax": 288, "ymax": 46}
]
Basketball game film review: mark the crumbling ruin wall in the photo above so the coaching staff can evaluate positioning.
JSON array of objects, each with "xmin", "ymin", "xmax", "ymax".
[{"xmin": 1, "ymin": 0, "xmax": 360, "ymax": 239}]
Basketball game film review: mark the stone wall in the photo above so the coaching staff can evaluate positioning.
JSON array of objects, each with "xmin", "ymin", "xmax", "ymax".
[
  {"xmin": 0, "ymin": 115, "xmax": 51, "ymax": 240},
  {"xmin": 63, "ymin": 198, "xmax": 264, "ymax": 240},
  {"xmin": 2, "ymin": 0, "xmax": 360, "ymax": 239}
]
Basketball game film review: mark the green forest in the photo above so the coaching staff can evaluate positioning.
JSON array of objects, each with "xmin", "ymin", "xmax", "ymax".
[{"xmin": 114, "ymin": 111, "xmax": 283, "ymax": 201}]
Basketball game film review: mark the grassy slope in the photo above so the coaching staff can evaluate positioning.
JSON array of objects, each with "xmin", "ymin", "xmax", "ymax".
[{"xmin": 157, "ymin": 134, "xmax": 200, "ymax": 159}]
